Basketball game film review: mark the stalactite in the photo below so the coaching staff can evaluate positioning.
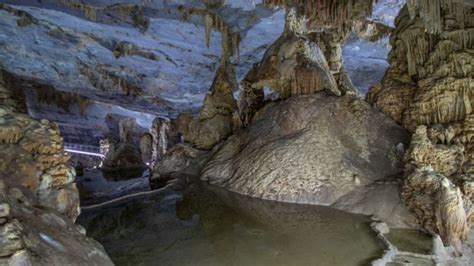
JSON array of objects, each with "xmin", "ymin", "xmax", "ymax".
[
  {"xmin": 263, "ymin": 0, "xmax": 374, "ymax": 29},
  {"xmin": 442, "ymin": 29, "xmax": 474, "ymax": 49},
  {"xmin": 232, "ymin": 32, "xmax": 240, "ymax": 62},
  {"xmin": 176, "ymin": 7, "xmax": 240, "ymax": 59},
  {"xmin": 399, "ymin": 29, "xmax": 431, "ymax": 77},
  {"xmin": 406, "ymin": 0, "xmax": 469, "ymax": 34},
  {"xmin": 368, "ymin": 1, "xmax": 473, "ymax": 247},
  {"xmin": 204, "ymin": 14, "xmax": 213, "ymax": 48},
  {"xmin": 221, "ymin": 25, "xmax": 229, "ymax": 61},
  {"xmin": 58, "ymin": 1, "xmax": 98, "ymax": 21},
  {"xmin": 34, "ymin": 85, "xmax": 91, "ymax": 115}
]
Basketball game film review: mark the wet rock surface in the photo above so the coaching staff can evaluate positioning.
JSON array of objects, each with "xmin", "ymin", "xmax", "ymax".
[
  {"xmin": 0, "ymin": 180, "xmax": 113, "ymax": 265},
  {"xmin": 4, "ymin": 0, "xmax": 474, "ymax": 264},
  {"xmin": 77, "ymin": 169, "xmax": 150, "ymax": 207}
]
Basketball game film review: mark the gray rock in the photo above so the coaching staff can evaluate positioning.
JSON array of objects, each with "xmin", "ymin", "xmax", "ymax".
[
  {"xmin": 0, "ymin": 183, "xmax": 113, "ymax": 265},
  {"xmin": 102, "ymin": 143, "xmax": 145, "ymax": 172},
  {"xmin": 0, "ymin": 203, "xmax": 10, "ymax": 218},
  {"xmin": 332, "ymin": 182, "xmax": 416, "ymax": 228},
  {"xmin": 0, "ymin": 221, "xmax": 24, "ymax": 257},
  {"xmin": 371, "ymin": 222, "xmax": 390, "ymax": 235},
  {"xmin": 150, "ymin": 143, "xmax": 208, "ymax": 189}
]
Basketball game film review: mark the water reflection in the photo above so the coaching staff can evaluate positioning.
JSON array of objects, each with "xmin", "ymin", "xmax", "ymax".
[{"xmin": 78, "ymin": 183, "xmax": 384, "ymax": 266}]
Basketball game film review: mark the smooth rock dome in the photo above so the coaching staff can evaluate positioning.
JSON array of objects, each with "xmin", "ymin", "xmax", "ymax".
[{"xmin": 202, "ymin": 93, "xmax": 410, "ymax": 205}]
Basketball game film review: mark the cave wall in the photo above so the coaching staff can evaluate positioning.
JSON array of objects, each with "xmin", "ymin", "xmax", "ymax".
[
  {"xmin": 0, "ymin": 71, "xmax": 27, "ymax": 114},
  {"xmin": 0, "ymin": 107, "xmax": 80, "ymax": 220},
  {"xmin": 367, "ymin": 0, "xmax": 474, "ymax": 249}
]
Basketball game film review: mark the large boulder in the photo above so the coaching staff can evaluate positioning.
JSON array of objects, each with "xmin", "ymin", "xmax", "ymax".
[
  {"xmin": 0, "ymin": 180, "xmax": 113, "ymax": 265},
  {"xmin": 150, "ymin": 144, "xmax": 209, "ymax": 189},
  {"xmin": 202, "ymin": 94, "xmax": 410, "ymax": 212},
  {"xmin": 102, "ymin": 143, "xmax": 145, "ymax": 172}
]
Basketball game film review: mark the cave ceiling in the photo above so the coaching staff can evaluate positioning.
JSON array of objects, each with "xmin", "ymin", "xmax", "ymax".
[{"xmin": 0, "ymin": 0, "xmax": 404, "ymax": 144}]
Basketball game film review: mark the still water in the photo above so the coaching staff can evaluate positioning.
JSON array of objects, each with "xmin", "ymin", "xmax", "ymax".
[{"xmin": 78, "ymin": 183, "xmax": 385, "ymax": 266}]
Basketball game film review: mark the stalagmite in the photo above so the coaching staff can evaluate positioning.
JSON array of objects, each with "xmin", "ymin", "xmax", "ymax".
[
  {"xmin": 139, "ymin": 133, "xmax": 153, "ymax": 164},
  {"xmin": 150, "ymin": 117, "xmax": 171, "ymax": 166},
  {"xmin": 119, "ymin": 118, "xmax": 137, "ymax": 144},
  {"xmin": 184, "ymin": 59, "xmax": 238, "ymax": 150},
  {"xmin": 263, "ymin": 0, "xmax": 374, "ymax": 29},
  {"xmin": 238, "ymin": 0, "xmax": 377, "ymax": 126},
  {"xmin": 435, "ymin": 178, "xmax": 470, "ymax": 252}
]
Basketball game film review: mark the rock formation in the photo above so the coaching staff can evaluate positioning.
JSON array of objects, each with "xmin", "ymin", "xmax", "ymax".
[
  {"xmin": 0, "ymin": 179, "xmax": 113, "ymax": 265},
  {"xmin": 239, "ymin": 9, "xmax": 339, "ymax": 126},
  {"xmin": 0, "ymin": 107, "xmax": 80, "ymax": 220},
  {"xmin": 150, "ymin": 144, "xmax": 208, "ymax": 189},
  {"xmin": 102, "ymin": 143, "xmax": 144, "ymax": 174},
  {"xmin": 139, "ymin": 133, "xmax": 153, "ymax": 164},
  {"xmin": 150, "ymin": 117, "xmax": 171, "ymax": 166},
  {"xmin": 0, "ymin": 71, "xmax": 27, "ymax": 114},
  {"xmin": 102, "ymin": 117, "xmax": 145, "ymax": 174},
  {"xmin": 239, "ymin": 0, "xmax": 375, "ymax": 126},
  {"xmin": 184, "ymin": 60, "xmax": 238, "ymax": 150},
  {"xmin": 366, "ymin": 0, "xmax": 474, "ymax": 247},
  {"xmin": 202, "ymin": 94, "xmax": 411, "ymax": 225},
  {"xmin": 119, "ymin": 117, "xmax": 137, "ymax": 144},
  {"xmin": 0, "ymin": 73, "xmax": 113, "ymax": 263},
  {"xmin": 402, "ymin": 126, "xmax": 472, "ymax": 250}
]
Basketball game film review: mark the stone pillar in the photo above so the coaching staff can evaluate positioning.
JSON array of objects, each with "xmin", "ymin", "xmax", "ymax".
[
  {"xmin": 119, "ymin": 117, "xmax": 137, "ymax": 144},
  {"xmin": 150, "ymin": 117, "xmax": 171, "ymax": 166}
]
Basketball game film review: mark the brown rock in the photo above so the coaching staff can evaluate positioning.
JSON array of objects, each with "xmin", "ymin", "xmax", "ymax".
[
  {"xmin": 366, "ymin": 1, "xmax": 473, "ymax": 248},
  {"xmin": 0, "ymin": 108, "xmax": 79, "ymax": 220},
  {"xmin": 185, "ymin": 61, "xmax": 238, "ymax": 150}
]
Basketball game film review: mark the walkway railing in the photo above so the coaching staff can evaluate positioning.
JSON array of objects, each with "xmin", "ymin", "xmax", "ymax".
[{"xmin": 64, "ymin": 143, "xmax": 105, "ymax": 158}]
